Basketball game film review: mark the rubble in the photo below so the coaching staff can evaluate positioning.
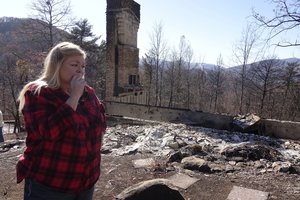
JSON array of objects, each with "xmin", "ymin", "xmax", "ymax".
[
  {"xmin": 1, "ymin": 118, "xmax": 300, "ymax": 199},
  {"xmin": 233, "ymin": 113, "xmax": 261, "ymax": 130},
  {"xmin": 2, "ymin": 119, "xmax": 300, "ymax": 176},
  {"xmin": 100, "ymin": 120, "xmax": 300, "ymax": 179},
  {"xmin": 0, "ymin": 140, "xmax": 23, "ymax": 153}
]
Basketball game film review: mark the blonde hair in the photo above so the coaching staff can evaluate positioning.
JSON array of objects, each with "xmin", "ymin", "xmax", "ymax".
[{"xmin": 18, "ymin": 42, "xmax": 86, "ymax": 111}]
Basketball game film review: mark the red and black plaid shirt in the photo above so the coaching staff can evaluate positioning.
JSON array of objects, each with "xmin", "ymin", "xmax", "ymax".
[{"xmin": 16, "ymin": 85, "xmax": 106, "ymax": 193}]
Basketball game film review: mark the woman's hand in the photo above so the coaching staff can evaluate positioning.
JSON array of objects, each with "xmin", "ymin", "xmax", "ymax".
[
  {"xmin": 66, "ymin": 75, "xmax": 86, "ymax": 110},
  {"xmin": 70, "ymin": 75, "xmax": 86, "ymax": 99}
]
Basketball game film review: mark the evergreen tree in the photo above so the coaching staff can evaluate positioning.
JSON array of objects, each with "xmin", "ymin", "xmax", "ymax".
[{"xmin": 68, "ymin": 19, "xmax": 106, "ymax": 99}]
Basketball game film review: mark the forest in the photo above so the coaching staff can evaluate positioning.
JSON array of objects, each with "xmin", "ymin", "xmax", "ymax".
[
  {"xmin": 136, "ymin": 0, "xmax": 300, "ymax": 122},
  {"xmin": 141, "ymin": 33, "xmax": 300, "ymax": 121}
]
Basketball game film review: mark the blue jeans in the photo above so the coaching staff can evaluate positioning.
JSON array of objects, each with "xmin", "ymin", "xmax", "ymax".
[
  {"xmin": 24, "ymin": 179, "xmax": 94, "ymax": 200},
  {"xmin": 0, "ymin": 127, "xmax": 4, "ymax": 143}
]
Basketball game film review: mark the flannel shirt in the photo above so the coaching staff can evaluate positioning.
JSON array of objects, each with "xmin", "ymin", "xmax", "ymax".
[{"xmin": 16, "ymin": 85, "xmax": 106, "ymax": 194}]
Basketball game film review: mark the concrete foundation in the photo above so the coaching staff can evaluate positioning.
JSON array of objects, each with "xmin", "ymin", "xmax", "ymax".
[
  {"xmin": 105, "ymin": 101, "xmax": 300, "ymax": 140},
  {"xmin": 259, "ymin": 119, "xmax": 300, "ymax": 140}
]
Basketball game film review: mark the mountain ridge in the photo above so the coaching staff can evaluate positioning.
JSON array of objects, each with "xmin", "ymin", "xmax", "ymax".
[{"xmin": 1, "ymin": 17, "xmax": 299, "ymax": 71}]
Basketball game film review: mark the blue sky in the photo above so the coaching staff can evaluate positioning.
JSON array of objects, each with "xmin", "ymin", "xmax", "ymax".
[{"xmin": 0, "ymin": 0, "xmax": 299, "ymax": 66}]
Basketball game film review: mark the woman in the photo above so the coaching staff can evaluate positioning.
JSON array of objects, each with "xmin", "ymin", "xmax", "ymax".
[{"xmin": 17, "ymin": 42, "xmax": 106, "ymax": 200}]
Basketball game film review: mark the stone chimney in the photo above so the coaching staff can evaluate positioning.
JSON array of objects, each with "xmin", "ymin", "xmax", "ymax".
[{"xmin": 106, "ymin": 0, "xmax": 142, "ymax": 100}]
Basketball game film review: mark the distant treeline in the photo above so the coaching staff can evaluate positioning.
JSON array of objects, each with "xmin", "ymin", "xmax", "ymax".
[{"xmin": 141, "ymin": 55, "xmax": 300, "ymax": 121}]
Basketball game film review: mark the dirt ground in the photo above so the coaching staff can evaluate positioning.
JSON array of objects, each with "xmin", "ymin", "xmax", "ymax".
[{"xmin": 1, "ymin": 134, "xmax": 300, "ymax": 200}]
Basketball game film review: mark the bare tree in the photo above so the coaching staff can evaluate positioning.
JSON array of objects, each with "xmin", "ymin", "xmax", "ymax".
[
  {"xmin": 232, "ymin": 24, "xmax": 261, "ymax": 114},
  {"xmin": 29, "ymin": 0, "xmax": 73, "ymax": 48},
  {"xmin": 172, "ymin": 35, "xmax": 191, "ymax": 108},
  {"xmin": 253, "ymin": 0, "xmax": 300, "ymax": 47},
  {"xmin": 207, "ymin": 55, "xmax": 226, "ymax": 113},
  {"xmin": 1, "ymin": 54, "xmax": 37, "ymax": 133},
  {"xmin": 165, "ymin": 50, "xmax": 176, "ymax": 108},
  {"xmin": 0, "ymin": 19, "xmax": 45, "ymax": 131},
  {"xmin": 194, "ymin": 64, "xmax": 207, "ymax": 111},
  {"xmin": 144, "ymin": 22, "xmax": 168, "ymax": 106},
  {"xmin": 289, "ymin": 83, "xmax": 300, "ymax": 120},
  {"xmin": 279, "ymin": 61, "xmax": 300, "ymax": 119},
  {"xmin": 183, "ymin": 45, "xmax": 194, "ymax": 110},
  {"xmin": 248, "ymin": 58, "xmax": 282, "ymax": 115},
  {"xmin": 142, "ymin": 54, "xmax": 154, "ymax": 106}
]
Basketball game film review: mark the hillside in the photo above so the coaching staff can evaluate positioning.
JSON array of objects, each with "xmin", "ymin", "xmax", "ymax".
[
  {"xmin": 2, "ymin": 16, "xmax": 299, "ymax": 71},
  {"xmin": 228, "ymin": 58, "xmax": 300, "ymax": 72},
  {"xmin": 0, "ymin": 17, "xmax": 25, "ymax": 33},
  {"xmin": 0, "ymin": 17, "xmax": 68, "ymax": 54}
]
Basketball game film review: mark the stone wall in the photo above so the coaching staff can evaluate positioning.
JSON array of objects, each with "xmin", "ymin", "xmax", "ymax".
[
  {"xmin": 105, "ymin": 101, "xmax": 234, "ymax": 131},
  {"xmin": 105, "ymin": 101, "xmax": 300, "ymax": 140}
]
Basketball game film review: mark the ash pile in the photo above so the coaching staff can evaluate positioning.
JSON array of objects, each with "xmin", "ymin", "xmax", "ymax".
[
  {"xmin": 1, "ymin": 116, "xmax": 300, "ymax": 175},
  {"xmin": 102, "ymin": 117, "xmax": 300, "ymax": 175}
]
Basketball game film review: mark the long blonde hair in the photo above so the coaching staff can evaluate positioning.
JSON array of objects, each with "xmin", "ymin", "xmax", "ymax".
[{"xmin": 18, "ymin": 42, "xmax": 86, "ymax": 111}]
